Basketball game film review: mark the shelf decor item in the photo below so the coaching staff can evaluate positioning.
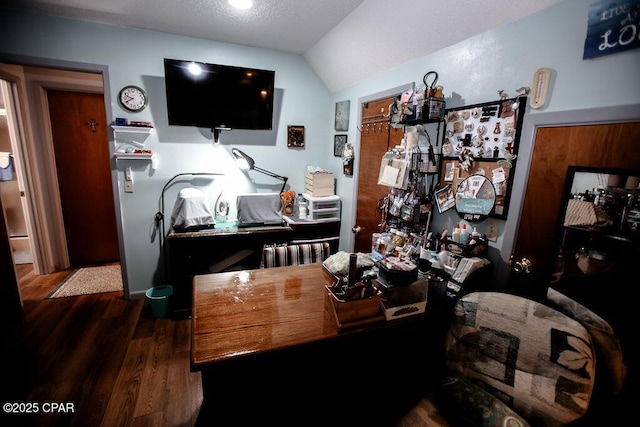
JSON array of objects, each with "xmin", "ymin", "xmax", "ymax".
[{"xmin": 334, "ymin": 134, "xmax": 347, "ymax": 157}]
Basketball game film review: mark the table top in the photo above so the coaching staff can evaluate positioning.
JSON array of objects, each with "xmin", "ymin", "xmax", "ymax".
[
  {"xmin": 191, "ymin": 263, "xmax": 433, "ymax": 368},
  {"xmin": 191, "ymin": 264, "xmax": 338, "ymax": 368}
]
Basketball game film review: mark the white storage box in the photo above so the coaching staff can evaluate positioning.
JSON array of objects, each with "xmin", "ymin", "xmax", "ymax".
[{"xmin": 303, "ymin": 194, "xmax": 340, "ymax": 221}]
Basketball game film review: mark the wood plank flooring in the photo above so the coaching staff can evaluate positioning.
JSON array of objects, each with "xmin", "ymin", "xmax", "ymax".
[{"xmin": 2, "ymin": 264, "xmax": 202, "ymax": 427}]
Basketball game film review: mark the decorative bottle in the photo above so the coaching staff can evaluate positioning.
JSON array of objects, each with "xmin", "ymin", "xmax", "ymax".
[
  {"xmin": 460, "ymin": 224, "xmax": 469, "ymax": 245},
  {"xmin": 452, "ymin": 223, "xmax": 461, "ymax": 243},
  {"xmin": 297, "ymin": 193, "xmax": 308, "ymax": 220}
]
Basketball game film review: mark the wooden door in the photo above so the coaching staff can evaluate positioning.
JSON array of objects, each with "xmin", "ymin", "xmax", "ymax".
[
  {"xmin": 47, "ymin": 90, "xmax": 119, "ymax": 266},
  {"xmin": 510, "ymin": 122, "xmax": 640, "ymax": 297},
  {"xmin": 353, "ymin": 97, "xmax": 404, "ymax": 252}
]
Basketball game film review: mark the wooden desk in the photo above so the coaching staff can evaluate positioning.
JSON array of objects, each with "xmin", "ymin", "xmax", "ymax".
[
  {"xmin": 192, "ymin": 263, "xmax": 339, "ymax": 367},
  {"xmin": 168, "ymin": 225, "xmax": 293, "ymax": 313},
  {"xmin": 191, "ymin": 264, "xmax": 447, "ymax": 425}
]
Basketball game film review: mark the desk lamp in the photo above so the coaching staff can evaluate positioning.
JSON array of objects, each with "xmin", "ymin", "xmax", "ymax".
[{"xmin": 232, "ymin": 148, "xmax": 288, "ymax": 193}]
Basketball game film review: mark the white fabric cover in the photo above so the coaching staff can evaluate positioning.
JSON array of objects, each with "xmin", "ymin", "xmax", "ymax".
[{"xmin": 170, "ymin": 188, "xmax": 215, "ymax": 230}]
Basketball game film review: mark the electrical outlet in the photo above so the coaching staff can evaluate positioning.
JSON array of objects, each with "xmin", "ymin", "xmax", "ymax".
[
  {"xmin": 124, "ymin": 180, "xmax": 134, "ymax": 193},
  {"xmin": 485, "ymin": 217, "xmax": 498, "ymax": 242}
]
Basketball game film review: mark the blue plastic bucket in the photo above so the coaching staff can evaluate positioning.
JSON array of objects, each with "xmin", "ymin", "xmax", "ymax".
[{"xmin": 145, "ymin": 285, "xmax": 173, "ymax": 318}]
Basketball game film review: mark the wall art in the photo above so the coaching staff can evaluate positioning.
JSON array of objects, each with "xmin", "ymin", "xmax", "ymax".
[
  {"xmin": 287, "ymin": 125, "xmax": 305, "ymax": 148},
  {"xmin": 335, "ymin": 100, "xmax": 350, "ymax": 131},
  {"xmin": 334, "ymin": 134, "xmax": 347, "ymax": 157},
  {"xmin": 441, "ymin": 96, "xmax": 526, "ymax": 219}
]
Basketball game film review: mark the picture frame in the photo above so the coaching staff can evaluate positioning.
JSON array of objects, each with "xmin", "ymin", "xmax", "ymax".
[
  {"xmin": 334, "ymin": 134, "xmax": 347, "ymax": 157},
  {"xmin": 444, "ymin": 161, "xmax": 456, "ymax": 181},
  {"xmin": 435, "ymin": 184, "xmax": 456, "ymax": 214},
  {"xmin": 335, "ymin": 100, "xmax": 350, "ymax": 131},
  {"xmin": 287, "ymin": 125, "xmax": 305, "ymax": 148}
]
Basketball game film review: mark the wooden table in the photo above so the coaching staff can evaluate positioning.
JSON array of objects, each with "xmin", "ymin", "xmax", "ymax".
[
  {"xmin": 191, "ymin": 263, "xmax": 338, "ymax": 368},
  {"xmin": 168, "ymin": 225, "xmax": 293, "ymax": 314},
  {"xmin": 191, "ymin": 263, "xmax": 447, "ymax": 425}
]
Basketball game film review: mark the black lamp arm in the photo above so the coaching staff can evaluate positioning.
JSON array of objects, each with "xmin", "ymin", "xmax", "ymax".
[{"xmin": 253, "ymin": 166, "xmax": 288, "ymax": 193}]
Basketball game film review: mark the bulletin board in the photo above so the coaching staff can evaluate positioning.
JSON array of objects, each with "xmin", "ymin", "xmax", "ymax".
[
  {"xmin": 440, "ymin": 96, "xmax": 526, "ymax": 219},
  {"xmin": 441, "ymin": 160, "xmax": 513, "ymax": 218}
]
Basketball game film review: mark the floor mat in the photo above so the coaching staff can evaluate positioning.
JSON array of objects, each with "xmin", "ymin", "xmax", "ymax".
[{"xmin": 46, "ymin": 264, "xmax": 123, "ymax": 298}]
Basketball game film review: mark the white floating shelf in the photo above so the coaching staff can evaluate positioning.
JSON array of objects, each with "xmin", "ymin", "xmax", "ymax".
[
  {"xmin": 114, "ymin": 152, "xmax": 153, "ymax": 160},
  {"xmin": 111, "ymin": 125, "xmax": 153, "ymax": 134}
]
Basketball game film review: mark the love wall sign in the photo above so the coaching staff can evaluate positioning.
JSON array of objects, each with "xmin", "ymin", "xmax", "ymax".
[{"xmin": 583, "ymin": 0, "xmax": 640, "ymax": 59}]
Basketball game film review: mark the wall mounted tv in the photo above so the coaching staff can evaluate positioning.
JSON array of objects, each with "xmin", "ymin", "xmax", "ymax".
[{"xmin": 164, "ymin": 58, "xmax": 275, "ymax": 130}]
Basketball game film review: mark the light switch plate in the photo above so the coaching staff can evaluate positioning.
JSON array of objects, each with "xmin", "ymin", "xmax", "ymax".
[
  {"xmin": 124, "ymin": 180, "xmax": 134, "ymax": 193},
  {"xmin": 485, "ymin": 218, "xmax": 498, "ymax": 242}
]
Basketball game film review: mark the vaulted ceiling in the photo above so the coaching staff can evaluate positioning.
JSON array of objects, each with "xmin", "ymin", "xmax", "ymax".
[{"xmin": 4, "ymin": 0, "xmax": 565, "ymax": 91}]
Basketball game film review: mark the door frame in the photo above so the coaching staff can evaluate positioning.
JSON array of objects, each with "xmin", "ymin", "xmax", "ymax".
[
  {"xmin": 498, "ymin": 103, "xmax": 640, "ymax": 286},
  {"xmin": 0, "ymin": 54, "xmax": 128, "ymax": 296},
  {"xmin": 348, "ymin": 82, "xmax": 413, "ymax": 251}
]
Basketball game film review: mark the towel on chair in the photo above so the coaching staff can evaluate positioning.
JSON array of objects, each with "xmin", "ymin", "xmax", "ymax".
[{"xmin": 0, "ymin": 152, "xmax": 15, "ymax": 182}]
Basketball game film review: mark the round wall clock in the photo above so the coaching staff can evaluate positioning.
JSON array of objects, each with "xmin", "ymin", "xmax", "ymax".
[{"xmin": 118, "ymin": 85, "xmax": 148, "ymax": 112}]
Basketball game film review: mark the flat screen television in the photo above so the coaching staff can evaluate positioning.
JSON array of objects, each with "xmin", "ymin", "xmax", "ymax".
[{"xmin": 164, "ymin": 58, "xmax": 275, "ymax": 130}]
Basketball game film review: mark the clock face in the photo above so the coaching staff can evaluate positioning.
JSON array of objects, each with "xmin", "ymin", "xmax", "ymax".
[{"xmin": 119, "ymin": 85, "xmax": 148, "ymax": 112}]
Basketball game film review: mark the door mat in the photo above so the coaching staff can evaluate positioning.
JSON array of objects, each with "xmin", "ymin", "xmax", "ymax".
[{"xmin": 46, "ymin": 264, "xmax": 123, "ymax": 298}]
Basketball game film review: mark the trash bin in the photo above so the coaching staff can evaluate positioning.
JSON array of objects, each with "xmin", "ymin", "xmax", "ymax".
[{"xmin": 145, "ymin": 285, "xmax": 173, "ymax": 318}]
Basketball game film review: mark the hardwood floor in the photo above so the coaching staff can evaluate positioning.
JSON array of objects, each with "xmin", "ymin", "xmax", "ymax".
[{"xmin": 2, "ymin": 264, "xmax": 202, "ymax": 427}]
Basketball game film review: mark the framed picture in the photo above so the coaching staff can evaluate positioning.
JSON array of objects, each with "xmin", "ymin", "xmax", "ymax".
[
  {"xmin": 334, "ymin": 134, "xmax": 347, "ymax": 157},
  {"xmin": 435, "ymin": 184, "xmax": 456, "ymax": 214},
  {"xmin": 287, "ymin": 125, "xmax": 305, "ymax": 147},
  {"xmin": 334, "ymin": 100, "xmax": 350, "ymax": 131},
  {"xmin": 444, "ymin": 161, "xmax": 456, "ymax": 181}
]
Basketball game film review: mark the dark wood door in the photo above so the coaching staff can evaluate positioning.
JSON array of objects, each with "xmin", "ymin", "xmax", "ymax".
[
  {"xmin": 353, "ymin": 96, "xmax": 404, "ymax": 252},
  {"xmin": 510, "ymin": 122, "xmax": 640, "ymax": 297},
  {"xmin": 47, "ymin": 90, "xmax": 119, "ymax": 266}
]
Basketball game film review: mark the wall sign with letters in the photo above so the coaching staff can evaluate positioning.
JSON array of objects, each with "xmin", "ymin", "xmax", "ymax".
[{"xmin": 583, "ymin": 0, "xmax": 640, "ymax": 59}]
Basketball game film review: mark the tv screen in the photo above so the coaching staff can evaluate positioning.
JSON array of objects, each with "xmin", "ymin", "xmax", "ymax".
[{"xmin": 164, "ymin": 58, "xmax": 275, "ymax": 130}]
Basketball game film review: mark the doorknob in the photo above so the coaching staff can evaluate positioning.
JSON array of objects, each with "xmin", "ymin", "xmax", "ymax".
[
  {"xmin": 513, "ymin": 257, "xmax": 533, "ymax": 274},
  {"xmin": 352, "ymin": 226, "xmax": 362, "ymax": 234}
]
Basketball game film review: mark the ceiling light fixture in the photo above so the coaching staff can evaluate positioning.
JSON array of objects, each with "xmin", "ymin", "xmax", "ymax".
[{"xmin": 228, "ymin": 0, "xmax": 253, "ymax": 10}]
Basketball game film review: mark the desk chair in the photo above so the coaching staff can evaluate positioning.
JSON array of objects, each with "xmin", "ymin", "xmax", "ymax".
[
  {"xmin": 261, "ymin": 242, "xmax": 330, "ymax": 268},
  {"xmin": 399, "ymin": 290, "xmax": 626, "ymax": 427}
]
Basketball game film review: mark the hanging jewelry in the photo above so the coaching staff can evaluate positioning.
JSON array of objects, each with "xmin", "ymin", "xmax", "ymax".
[
  {"xmin": 498, "ymin": 152, "xmax": 517, "ymax": 169},
  {"xmin": 458, "ymin": 149, "xmax": 474, "ymax": 172}
]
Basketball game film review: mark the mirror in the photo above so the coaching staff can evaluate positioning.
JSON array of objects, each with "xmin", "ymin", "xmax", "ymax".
[
  {"xmin": 551, "ymin": 166, "xmax": 640, "ymax": 283},
  {"xmin": 454, "ymin": 174, "xmax": 496, "ymax": 222}
]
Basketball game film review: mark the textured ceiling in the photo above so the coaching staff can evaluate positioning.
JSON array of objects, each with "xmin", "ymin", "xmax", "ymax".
[{"xmin": 4, "ymin": 0, "xmax": 565, "ymax": 92}]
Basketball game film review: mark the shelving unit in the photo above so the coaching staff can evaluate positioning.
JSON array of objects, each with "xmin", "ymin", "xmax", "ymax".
[
  {"xmin": 113, "ymin": 152, "xmax": 153, "ymax": 160},
  {"xmin": 111, "ymin": 125, "xmax": 153, "ymax": 134},
  {"xmin": 381, "ymin": 115, "xmax": 444, "ymax": 238},
  {"xmin": 112, "ymin": 125, "xmax": 155, "ymax": 162}
]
